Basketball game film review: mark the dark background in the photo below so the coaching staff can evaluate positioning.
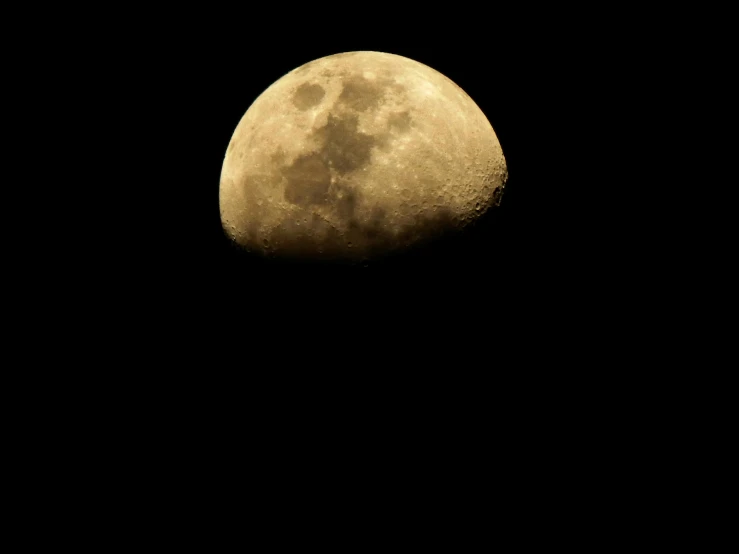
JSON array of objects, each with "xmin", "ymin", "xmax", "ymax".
[
  {"xmin": 21, "ymin": 12, "xmax": 695, "ymax": 532},
  {"xmin": 36, "ymin": 12, "xmax": 680, "ymax": 525}
]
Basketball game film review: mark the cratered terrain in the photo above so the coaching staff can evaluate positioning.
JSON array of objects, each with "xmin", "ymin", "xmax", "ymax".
[{"xmin": 220, "ymin": 51, "xmax": 508, "ymax": 262}]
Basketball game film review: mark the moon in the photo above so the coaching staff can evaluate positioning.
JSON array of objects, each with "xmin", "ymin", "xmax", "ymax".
[{"xmin": 220, "ymin": 51, "xmax": 508, "ymax": 262}]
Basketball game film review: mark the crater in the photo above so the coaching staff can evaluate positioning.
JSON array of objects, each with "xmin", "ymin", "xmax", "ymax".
[{"xmin": 292, "ymin": 82, "xmax": 325, "ymax": 110}]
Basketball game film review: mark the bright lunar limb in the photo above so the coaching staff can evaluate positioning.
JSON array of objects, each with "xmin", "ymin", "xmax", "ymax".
[{"xmin": 220, "ymin": 51, "xmax": 508, "ymax": 261}]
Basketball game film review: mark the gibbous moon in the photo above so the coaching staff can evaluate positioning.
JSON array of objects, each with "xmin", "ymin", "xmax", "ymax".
[{"xmin": 220, "ymin": 51, "xmax": 508, "ymax": 261}]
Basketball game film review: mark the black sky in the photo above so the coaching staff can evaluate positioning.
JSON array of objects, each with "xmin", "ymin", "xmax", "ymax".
[{"xmin": 54, "ymin": 8, "xmax": 666, "ymax": 463}]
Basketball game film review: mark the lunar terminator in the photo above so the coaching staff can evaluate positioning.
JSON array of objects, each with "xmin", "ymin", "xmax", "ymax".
[{"xmin": 220, "ymin": 51, "xmax": 508, "ymax": 261}]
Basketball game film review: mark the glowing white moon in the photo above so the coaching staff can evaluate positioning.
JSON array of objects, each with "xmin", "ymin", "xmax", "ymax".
[{"xmin": 220, "ymin": 51, "xmax": 508, "ymax": 261}]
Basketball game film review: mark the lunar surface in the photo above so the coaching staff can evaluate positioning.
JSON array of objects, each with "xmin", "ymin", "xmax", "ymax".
[{"xmin": 220, "ymin": 51, "xmax": 508, "ymax": 261}]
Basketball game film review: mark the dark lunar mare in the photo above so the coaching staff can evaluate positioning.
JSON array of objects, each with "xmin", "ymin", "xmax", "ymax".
[{"xmin": 244, "ymin": 71, "xmax": 463, "ymax": 260}]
